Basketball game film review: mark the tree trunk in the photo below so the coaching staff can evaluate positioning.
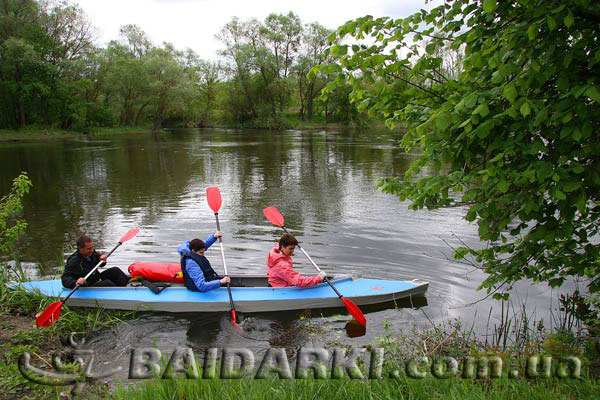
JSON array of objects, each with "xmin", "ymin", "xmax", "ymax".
[
  {"xmin": 15, "ymin": 66, "xmax": 26, "ymax": 128},
  {"xmin": 307, "ymin": 97, "xmax": 314, "ymax": 121},
  {"xmin": 134, "ymin": 101, "xmax": 150, "ymax": 126}
]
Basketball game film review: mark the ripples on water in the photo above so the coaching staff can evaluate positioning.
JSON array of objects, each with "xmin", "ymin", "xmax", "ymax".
[{"xmin": 0, "ymin": 128, "xmax": 578, "ymax": 374}]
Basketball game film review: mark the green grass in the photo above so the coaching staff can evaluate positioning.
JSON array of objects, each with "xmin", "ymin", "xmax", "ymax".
[
  {"xmin": 0, "ymin": 271, "xmax": 136, "ymax": 399},
  {"xmin": 114, "ymin": 374, "xmax": 600, "ymax": 400},
  {"xmin": 0, "ymin": 128, "xmax": 79, "ymax": 141},
  {"xmin": 0, "ymin": 126, "xmax": 154, "ymax": 141}
]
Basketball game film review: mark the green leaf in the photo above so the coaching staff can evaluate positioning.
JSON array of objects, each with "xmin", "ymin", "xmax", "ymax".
[
  {"xmin": 502, "ymin": 84, "xmax": 518, "ymax": 103},
  {"xmin": 474, "ymin": 119, "xmax": 494, "ymax": 138},
  {"xmin": 564, "ymin": 11, "xmax": 574, "ymax": 28},
  {"xmin": 454, "ymin": 247, "xmax": 469, "ymax": 259},
  {"xmin": 473, "ymin": 103, "xmax": 490, "ymax": 117},
  {"xmin": 493, "ymin": 293, "xmax": 510, "ymax": 301},
  {"xmin": 520, "ymin": 101, "xmax": 531, "ymax": 117},
  {"xmin": 547, "ymin": 15, "xmax": 557, "ymax": 31},
  {"xmin": 483, "ymin": 0, "xmax": 497, "ymax": 14},
  {"xmin": 498, "ymin": 179, "xmax": 509, "ymax": 193},
  {"xmin": 464, "ymin": 93, "xmax": 478, "ymax": 108},
  {"xmin": 585, "ymin": 86, "xmax": 600, "ymax": 102},
  {"xmin": 435, "ymin": 113, "xmax": 449, "ymax": 130},
  {"xmin": 562, "ymin": 181, "xmax": 581, "ymax": 192},
  {"xmin": 425, "ymin": 43, "xmax": 436, "ymax": 55},
  {"xmin": 466, "ymin": 209, "xmax": 477, "ymax": 222},
  {"xmin": 527, "ymin": 24, "xmax": 537, "ymax": 40},
  {"xmin": 489, "ymin": 152, "xmax": 504, "ymax": 163}
]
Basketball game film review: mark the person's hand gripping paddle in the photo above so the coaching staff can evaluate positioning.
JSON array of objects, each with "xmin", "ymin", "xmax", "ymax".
[
  {"xmin": 263, "ymin": 206, "xmax": 366, "ymax": 327},
  {"xmin": 206, "ymin": 187, "xmax": 240, "ymax": 331},
  {"xmin": 36, "ymin": 229, "xmax": 140, "ymax": 328}
]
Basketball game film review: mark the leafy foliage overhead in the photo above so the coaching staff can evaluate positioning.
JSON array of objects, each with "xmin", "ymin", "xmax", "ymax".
[{"xmin": 321, "ymin": 0, "xmax": 600, "ymax": 297}]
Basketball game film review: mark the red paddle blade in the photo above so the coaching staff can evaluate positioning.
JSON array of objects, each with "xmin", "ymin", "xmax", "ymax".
[
  {"xmin": 231, "ymin": 310, "xmax": 241, "ymax": 332},
  {"xmin": 207, "ymin": 187, "xmax": 222, "ymax": 213},
  {"xmin": 36, "ymin": 302, "xmax": 64, "ymax": 328},
  {"xmin": 341, "ymin": 297, "xmax": 366, "ymax": 327},
  {"xmin": 119, "ymin": 228, "xmax": 140, "ymax": 243},
  {"xmin": 263, "ymin": 206, "xmax": 284, "ymax": 227}
]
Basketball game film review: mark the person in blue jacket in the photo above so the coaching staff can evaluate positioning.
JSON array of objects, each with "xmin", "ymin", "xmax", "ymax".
[{"xmin": 178, "ymin": 231, "xmax": 230, "ymax": 291}]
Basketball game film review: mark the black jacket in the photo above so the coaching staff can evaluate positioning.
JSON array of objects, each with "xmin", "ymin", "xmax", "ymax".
[{"xmin": 61, "ymin": 249, "xmax": 104, "ymax": 289}]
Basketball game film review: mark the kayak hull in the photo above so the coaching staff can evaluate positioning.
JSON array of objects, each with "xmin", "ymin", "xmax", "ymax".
[{"xmin": 16, "ymin": 276, "xmax": 428, "ymax": 313}]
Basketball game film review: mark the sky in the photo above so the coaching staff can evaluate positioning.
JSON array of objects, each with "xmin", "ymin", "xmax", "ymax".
[{"xmin": 73, "ymin": 0, "xmax": 443, "ymax": 60}]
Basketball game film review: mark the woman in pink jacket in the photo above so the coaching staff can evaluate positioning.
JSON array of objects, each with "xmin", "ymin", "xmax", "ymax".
[{"xmin": 267, "ymin": 233, "xmax": 325, "ymax": 287}]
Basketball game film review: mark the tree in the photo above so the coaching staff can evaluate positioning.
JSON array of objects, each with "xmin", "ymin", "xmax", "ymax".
[
  {"xmin": 0, "ymin": 0, "xmax": 100, "ymax": 129},
  {"xmin": 38, "ymin": 0, "xmax": 95, "ymax": 66},
  {"xmin": 295, "ymin": 22, "xmax": 333, "ymax": 121},
  {"xmin": 182, "ymin": 54, "xmax": 221, "ymax": 127},
  {"xmin": 323, "ymin": 0, "xmax": 600, "ymax": 298},
  {"xmin": 104, "ymin": 26, "xmax": 154, "ymax": 127},
  {"xmin": 217, "ymin": 17, "xmax": 260, "ymax": 123},
  {"xmin": 119, "ymin": 24, "xmax": 151, "ymax": 58},
  {"xmin": 0, "ymin": 0, "xmax": 43, "ymax": 128},
  {"xmin": 261, "ymin": 12, "xmax": 303, "ymax": 113},
  {"xmin": 217, "ymin": 13, "xmax": 305, "ymax": 127},
  {"xmin": 145, "ymin": 44, "xmax": 187, "ymax": 131}
]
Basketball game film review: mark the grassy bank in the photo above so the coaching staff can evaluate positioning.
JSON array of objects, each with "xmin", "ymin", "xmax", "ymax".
[
  {"xmin": 0, "ymin": 271, "xmax": 136, "ymax": 399},
  {"xmin": 0, "ymin": 126, "xmax": 154, "ymax": 142},
  {"xmin": 1, "ymin": 278, "xmax": 598, "ymax": 399},
  {"xmin": 114, "ymin": 375, "xmax": 599, "ymax": 400},
  {"xmin": 0, "ymin": 120, "xmax": 399, "ymax": 142},
  {"xmin": 111, "ymin": 306, "xmax": 600, "ymax": 400}
]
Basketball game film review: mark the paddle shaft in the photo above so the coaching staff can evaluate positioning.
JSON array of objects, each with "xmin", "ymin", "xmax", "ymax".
[
  {"xmin": 62, "ymin": 241, "xmax": 123, "ymax": 303},
  {"xmin": 280, "ymin": 226, "xmax": 345, "ymax": 299},
  {"xmin": 214, "ymin": 213, "xmax": 235, "ymax": 312}
]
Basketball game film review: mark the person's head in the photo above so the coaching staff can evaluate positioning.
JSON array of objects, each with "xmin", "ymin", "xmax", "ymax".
[
  {"xmin": 189, "ymin": 239, "xmax": 206, "ymax": 255},
  {"xmin": 76, "ymin": 235, "xmax": 94, "ymax": 258},
  {"xmin": 278, "ymin": 233, "xmax": 298, "ymax": 257}
]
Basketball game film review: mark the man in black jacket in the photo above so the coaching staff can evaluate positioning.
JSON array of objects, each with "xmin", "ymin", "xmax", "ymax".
[{"xmin": 61, "ymin": 235, "xmax": 129, "ymax": 289}]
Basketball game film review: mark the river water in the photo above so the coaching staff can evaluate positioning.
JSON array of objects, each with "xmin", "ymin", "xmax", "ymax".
[{"xmin": 0, "ymin": 128, "xmax": 577, "ymax": 377}]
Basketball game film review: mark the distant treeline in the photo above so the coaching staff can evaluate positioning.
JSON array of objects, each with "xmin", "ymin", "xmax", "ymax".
[{"xmin": 0, "ymin": 0, "xmax": 367, "ymax": 131}]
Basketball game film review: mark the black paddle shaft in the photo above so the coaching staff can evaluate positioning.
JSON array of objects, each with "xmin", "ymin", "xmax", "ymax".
[
  {"xmin": 214, "ymin": 213, "xmax": 236, "ymax": 312},
  {"xmin": 280, "ymin": 226, "xmax": 345, "ymax": 299}
]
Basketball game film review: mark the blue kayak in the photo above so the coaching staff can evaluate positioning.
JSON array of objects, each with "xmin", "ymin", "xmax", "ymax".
[{"xmin": 16, "ymin": 276, "xmax": 428, "ymax": 313}]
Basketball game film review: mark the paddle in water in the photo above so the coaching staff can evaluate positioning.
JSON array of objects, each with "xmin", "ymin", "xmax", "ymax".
[
  {"xmin": 36, "ymin": 228, "xmax": 140, "ymax": 328},
  {"xmin": 262, "ymin": 206, "xmax": 367, "ymax": 327},
  {"xmin": 206, "ymin": 187, "xmax": 240, "ymax": 331}
]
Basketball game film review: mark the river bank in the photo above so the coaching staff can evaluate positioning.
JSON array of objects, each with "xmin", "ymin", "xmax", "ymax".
[
  {"xmin": 0, "ymin": 127, "xmax": 155, "ymax": 142},
  {"xmin": 0, "ymin": 121, "xmax": 396, "ymax": 142},
  {"xmin": 0, "ymin": 275, "xmax": 136, "ymax": 399},
  {"xmin": 1, "ymin": 277, "xmax": 599, "ymax": 399}
]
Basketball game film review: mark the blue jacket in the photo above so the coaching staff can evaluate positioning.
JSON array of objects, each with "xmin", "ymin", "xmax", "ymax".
[{"xmin": 177, "ymin": 234, "xmax": 220, "ymax": 292}]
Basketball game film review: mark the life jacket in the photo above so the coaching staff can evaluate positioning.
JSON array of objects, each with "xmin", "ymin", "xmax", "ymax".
[
  {"xmin": 128, "ymin": 262, "xmax": 184, "ymax": 283},
  {"xmin": 181, "ymin": 251, "xmax": 219, "ymax": 291}
]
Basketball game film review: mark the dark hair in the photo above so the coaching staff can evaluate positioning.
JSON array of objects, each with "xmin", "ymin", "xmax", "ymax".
[
  {"xmin": 189, "ymin": 239, "xmax": 206, "ymax": 252},
  {"xmin": 76, "ymin": 235, "xmax": 92, "ymax": 248},
  {"xmin": 278, "ymin": 233, "xmax": 298, "ymax": 250}
]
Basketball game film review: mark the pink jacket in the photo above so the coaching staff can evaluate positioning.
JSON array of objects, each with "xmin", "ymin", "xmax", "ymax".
[{"xmin": 267, "ymin": 244, "xmax": 322, "ymax": 288}]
